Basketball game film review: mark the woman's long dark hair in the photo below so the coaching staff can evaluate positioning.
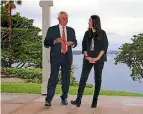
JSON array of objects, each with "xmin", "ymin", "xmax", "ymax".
[{"xmin": 89, "ymin": 15, "xmax": 102, "ymax": 39}]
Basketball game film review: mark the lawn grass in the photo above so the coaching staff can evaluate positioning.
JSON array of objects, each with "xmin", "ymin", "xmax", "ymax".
[{"xmin": 1, "ymin": 82, "xmax": 143, "ymax": 97}]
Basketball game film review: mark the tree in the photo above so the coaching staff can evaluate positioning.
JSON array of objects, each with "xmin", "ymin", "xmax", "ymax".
[
  {"xmin": 115, "ymin": 33, "xmax": 143, "ymax": 81},
  {"xmin": 1, "ymin": 0, "xmax": 22, "ymax": 67},
  {"xmin": 1, "ymin": 12, "xmax": 42, "ymax": 68}
]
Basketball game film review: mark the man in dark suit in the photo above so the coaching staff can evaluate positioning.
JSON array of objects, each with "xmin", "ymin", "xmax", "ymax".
[{"xmin": 44, "ymin": 11, "xmax": 77, "ymax": 107}]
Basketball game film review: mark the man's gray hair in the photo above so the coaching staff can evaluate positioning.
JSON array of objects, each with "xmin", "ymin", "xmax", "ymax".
[{"xmin": 58, "ymin": 11, "xmax": 68, "ymax": 18}]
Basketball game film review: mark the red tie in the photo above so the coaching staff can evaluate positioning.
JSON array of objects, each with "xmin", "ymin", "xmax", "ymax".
[{"xmin": 62, "ymin": 26, "xmax": 67, "ymax": 53}]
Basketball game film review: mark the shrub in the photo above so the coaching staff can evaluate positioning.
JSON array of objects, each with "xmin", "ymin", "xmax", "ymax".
[
  {"xmin": 1, "ymin": 65, "xmax": 78, "ymax": 85},
  {"xmin": 2, "ymin": 68, "xmax": 42, "ymax": 83}
]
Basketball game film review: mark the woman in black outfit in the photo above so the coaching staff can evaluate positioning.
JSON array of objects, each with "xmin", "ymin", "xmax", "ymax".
[{"xmin": 71, "ymin": 15, "xmax": 108, "ymax": 108}]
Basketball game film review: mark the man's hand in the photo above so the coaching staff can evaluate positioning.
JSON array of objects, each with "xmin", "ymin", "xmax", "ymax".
[
  {"xmin": 54, "ymin": 38, "xmax": 63, "ymax": 44},
  {"xmin": 66, "ymin": 41, "xmax": 74, "ymax": 46}
]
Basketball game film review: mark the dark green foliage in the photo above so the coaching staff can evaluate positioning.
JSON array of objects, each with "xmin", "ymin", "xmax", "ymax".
[
  {"xmin": 1, "ymin": 11, "xmax": 42, "ymax": 68},
  {"xmin": 115, "ymin": 33, "xmax": 143, "ymax": 81}
]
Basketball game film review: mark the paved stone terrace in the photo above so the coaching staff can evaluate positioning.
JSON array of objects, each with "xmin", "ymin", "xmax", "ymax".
[{"xmin": 1, "ymin": 93, "xmax": 143, "ymax": 114}]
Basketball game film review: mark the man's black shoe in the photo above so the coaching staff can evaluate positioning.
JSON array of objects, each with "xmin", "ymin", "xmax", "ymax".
[
  {"xmin": 45, "ymin": 101, "xmax": 51, "ymax": 107},
  {"xmin": 60, "ymin": 97, "xmax": 68, "ymax": 105}
]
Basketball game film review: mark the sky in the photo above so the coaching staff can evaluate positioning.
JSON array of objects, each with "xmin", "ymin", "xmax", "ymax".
[{"xmin": 12, "ymin": 0, "xmax": 143, "ymax": 50}]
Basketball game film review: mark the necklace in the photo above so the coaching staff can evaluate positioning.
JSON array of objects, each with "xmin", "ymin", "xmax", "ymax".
[{"xmin": 90, "ymin": 38, "xmax": 94, "ymax": 51}]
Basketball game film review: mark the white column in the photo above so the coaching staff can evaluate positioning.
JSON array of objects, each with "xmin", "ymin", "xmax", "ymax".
[{"xmin": 39, "ymin": 0, "xmax": 53, "ymax": 94}]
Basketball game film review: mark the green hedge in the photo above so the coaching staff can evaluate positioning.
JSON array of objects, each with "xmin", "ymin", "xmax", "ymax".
[
  {"xmin": 1, "ymin": 67, "xmax": 78, "ymax": 85},
  {"xmin": 2, "ymin": 68, "xmax": 42, "ymax": 83}
]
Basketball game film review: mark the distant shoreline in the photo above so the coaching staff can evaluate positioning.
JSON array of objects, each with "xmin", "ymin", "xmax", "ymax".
[{"xmin": 73, "ymin": 50, "xmax": 118, "ymax": 55}]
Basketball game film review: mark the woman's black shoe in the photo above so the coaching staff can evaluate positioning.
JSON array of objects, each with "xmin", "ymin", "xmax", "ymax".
[
  {"xmin": 70, "ymin": 99, "xmax": 81, "ymax": 107},
  {"xmin": 91, "ymin": 102, "xmax": 97, "ymax": 108}
]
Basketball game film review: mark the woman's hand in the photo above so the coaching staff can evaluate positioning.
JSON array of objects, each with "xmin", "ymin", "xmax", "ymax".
[
  {"xmin": 91, "ymin": 57, "xmax": 99, "ymax": 63},
  {"xmin": 86, "ymin": 57, "xmax": 92, "ymax": 63}
]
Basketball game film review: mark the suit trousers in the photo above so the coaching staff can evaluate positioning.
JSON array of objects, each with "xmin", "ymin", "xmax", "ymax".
[{"xmin": 45, "ymin": 52, "xmax": 71, "ymax": 103}]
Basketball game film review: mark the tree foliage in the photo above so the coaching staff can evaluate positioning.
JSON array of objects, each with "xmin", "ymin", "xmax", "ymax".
[
  {"xmin": 1, "ymin": 8, "xmax": 42, "ymax": 68},
  {"xmin": 1, "ymin": 0, "xmax": 22, "ymax": 67},
  {"xmin": 115, "ymin": 33, "xmax": 143, "ymax": 81}
]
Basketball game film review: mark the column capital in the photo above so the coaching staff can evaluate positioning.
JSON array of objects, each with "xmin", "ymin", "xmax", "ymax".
[{"xmin": 39, "ymin": 0, "xmax": 53, "ymax": 7}]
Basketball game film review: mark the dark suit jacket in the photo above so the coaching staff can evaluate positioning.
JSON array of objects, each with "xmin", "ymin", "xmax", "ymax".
[
  {"xmin": 82, "ymin": 29, "xmax": 108, "ymax": 63},
  {"xmin": 44, "ymin": 25, "xmax": 77, "ymax": 64}
]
